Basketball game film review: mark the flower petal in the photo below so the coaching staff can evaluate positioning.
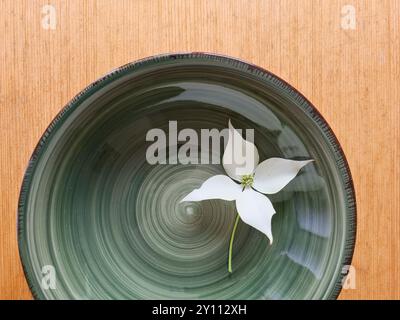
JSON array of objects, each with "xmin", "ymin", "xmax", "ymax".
[
  {"xmin": 180, "ymin": 175, "xmax": 241, "ymax": 202},
  {"xmin": 235, "ymin": 188, "xmax": 276, "ymax": 243},
  {"xmin": 222, "ymin": 120, "xmax": 259, "ymax": 181},
  {"xmin": 253, "ymin": 158, "xmax": 314, "ymax": 194}
]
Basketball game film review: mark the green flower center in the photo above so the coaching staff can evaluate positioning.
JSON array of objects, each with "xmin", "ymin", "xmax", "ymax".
[{"xmin": 240, "ymin": 174, "xmax": 254, "ymax": 189}]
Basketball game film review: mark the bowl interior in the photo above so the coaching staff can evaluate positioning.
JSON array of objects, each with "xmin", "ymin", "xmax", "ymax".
[{"xmin": 19, "ymin": 55, "xmax": 354, "ymax": 299}]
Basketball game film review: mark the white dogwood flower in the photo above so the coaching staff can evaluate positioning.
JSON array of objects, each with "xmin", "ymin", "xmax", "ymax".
[{"xmin": 181, "ymin": 121, "xmax": 313, "ymax": 246}]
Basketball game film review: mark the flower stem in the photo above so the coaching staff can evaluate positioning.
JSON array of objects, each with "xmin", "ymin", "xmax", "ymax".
[{"xmin": 228, "ymin": 214, "xmax": 240, "ymax": 273}]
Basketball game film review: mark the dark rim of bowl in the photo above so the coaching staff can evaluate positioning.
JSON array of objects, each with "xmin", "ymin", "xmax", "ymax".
[{"xmin": 17, "ymin": 52, "xmax": 357, "ymax": 300}]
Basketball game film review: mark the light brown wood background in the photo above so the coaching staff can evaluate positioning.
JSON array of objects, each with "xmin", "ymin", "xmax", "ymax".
[{"xmin": 0, "ymin": 0, "xmax": 399, "ymax": 300}]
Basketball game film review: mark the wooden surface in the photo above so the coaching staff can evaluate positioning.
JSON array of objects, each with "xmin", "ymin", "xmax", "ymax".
[{"xmin": 0, "ymin": 0, "xmax": 399, "ymax": 300}]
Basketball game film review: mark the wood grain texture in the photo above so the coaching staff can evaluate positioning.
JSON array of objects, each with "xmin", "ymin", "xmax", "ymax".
[{"xmin": 0, "ymin": 0, "xmax": 399, "ymax": 300}]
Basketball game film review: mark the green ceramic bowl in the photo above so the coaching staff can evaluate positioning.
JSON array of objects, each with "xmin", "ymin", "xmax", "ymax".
[{"xmin": 18, "ymin": 53, "xmax": 356, "ymax": 300}]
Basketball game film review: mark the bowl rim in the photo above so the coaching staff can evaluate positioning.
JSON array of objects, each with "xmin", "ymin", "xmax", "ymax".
[{"xmin": 17, "ymin": 52, "xmax": 357, "ymax": 300}]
